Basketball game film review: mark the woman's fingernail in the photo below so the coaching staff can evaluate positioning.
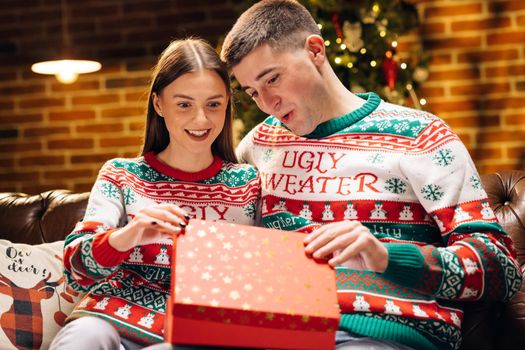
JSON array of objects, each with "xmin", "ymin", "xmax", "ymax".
[
  {"xmin": 151, "ymin": 221, "xmax": 157, "ymax": 225},
  {"xmin": 179, "ymin": 222, "xmax": 187, "ymax": 228},
  {"xmin": 184, "ymin": 214, "xmax": 191, "ymax": 221}
]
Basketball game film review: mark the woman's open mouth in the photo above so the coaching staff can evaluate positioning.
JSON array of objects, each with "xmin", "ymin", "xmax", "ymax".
[{"xmin": 185, "ymin": 129, "xmax": 210, "ymax": 140}]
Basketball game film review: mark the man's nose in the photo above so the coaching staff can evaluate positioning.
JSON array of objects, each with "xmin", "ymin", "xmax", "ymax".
[{"xmin": 259, "ymin": 90, "xmax": 280, "ymax": 115}]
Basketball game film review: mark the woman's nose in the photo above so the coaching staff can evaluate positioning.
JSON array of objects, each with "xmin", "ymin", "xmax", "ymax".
[{"xmin": 194, "ymin": 107, "xmax": 208, "ymax": 121}]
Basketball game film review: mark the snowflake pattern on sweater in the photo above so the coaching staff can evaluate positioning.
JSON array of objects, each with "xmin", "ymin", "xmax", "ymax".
[
  {"xmin": 63, "ymin": 154, "xmax": 260, "ymax": 345},
  {"xmin": 236, "ymin": 92, "xmax": 522, "ymax": 350}
]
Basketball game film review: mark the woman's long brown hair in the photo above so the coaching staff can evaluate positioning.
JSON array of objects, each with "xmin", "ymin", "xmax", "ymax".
[{"xmin": 141, "ymin": 38, "xmax": 237, "ymax": 163}]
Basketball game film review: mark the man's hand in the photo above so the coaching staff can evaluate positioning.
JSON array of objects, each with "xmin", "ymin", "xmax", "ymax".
[{"xmin": 304, "ymin": 220, "xmax": 388, "ymax": 272}]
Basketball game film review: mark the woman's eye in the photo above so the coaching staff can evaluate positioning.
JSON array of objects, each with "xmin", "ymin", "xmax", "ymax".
[
  {"xmin": 177, "ymin": 102, "xmax": 191, "ymax": 108},
  {"xmin": 208, "ymin": 101, "xmax": 221, "ymax": 108}
]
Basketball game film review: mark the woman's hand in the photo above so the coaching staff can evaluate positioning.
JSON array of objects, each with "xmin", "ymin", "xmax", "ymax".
[{"xmin": 109, "ymin": 203, "xmax": 190, "ymax": 251}]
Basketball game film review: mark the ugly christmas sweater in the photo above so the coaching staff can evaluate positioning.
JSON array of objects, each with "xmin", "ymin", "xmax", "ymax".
[
  {"xmin": 236, "ymin": 92, "xmax": 522, "ymax": 350},
  {"xmin": 63, "ymin": 152, "xmax": 260, "ymax": 345}
]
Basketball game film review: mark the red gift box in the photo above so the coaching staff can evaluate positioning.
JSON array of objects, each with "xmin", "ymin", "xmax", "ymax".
[{"xmin": 166, "ymin": 219, "xmax": 340, "ymax": 349}]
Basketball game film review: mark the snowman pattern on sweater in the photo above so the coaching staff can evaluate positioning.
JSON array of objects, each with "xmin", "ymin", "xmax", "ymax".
[
  {"xmin": 412, "ymin": 304, "xmax": 429, "ymax": 318},
  {"xmin": 138, "ymin": 312, "xmax": 156, "ymax": 329},
  {"xmin": 77, "ymin": 297, "xmax": 91, "ymax": 309},
  {"xmin": 272, "ymin": 199, "xmax": 287, "ymax": 211},
  {"xmin": 370, "ymin": 202, "xmax": 387, "ymax": 220},
  {"xmin": 399, "ymin": 204, "xmax": 414, "ymax": 221},
  {"xmin": 155, "ymin": 246, "xmax": 170, "ymax": 265},
  {"xmin": 93, "ymin": 296, "xmax": 110, "ymax": 310},
  {"xmin": 299, "ymin": 202, "xmax": 313, "ymax": 221},
  {"xmin": 480, "ymin": 200, "xmax": 496, "ymax": 220},
  {"xmin": 460, "ymin": 287, "xmax": 479, "ymax": 299},
  {"xmin": 322, "ymin": 203, "xmax": 335, "ymax": 221},
  {"xmin": 353, "ymin": 294, "xmax": 371, "ymax": 312},
  {"xmin": 344, "ymin": 202, "xmax": 358, "ymax": 220},
  {"xmin": 450, "ymin": 311, "xmax": 461, "ymax": 327},
  {"xmin": 384, "ymin": 299, "xmax": 402, "ymax": 315},
  {"xmin": 453, "ymin": 205, "xmax": 472, "ymax": 223},
  {"xmin": 115, "ymin": 304, "xmax": 133, "ymax": 319},
  {"xmin": 431, "ymin": 213, "xmax": 446, "ymax": 232},
  {"xmin": 463, "ymin": 258, "xmax": 479, "ymax": 275},
  {"xmin": 129, "ymin": 247, "xmax": 144, "ymax": 263}
]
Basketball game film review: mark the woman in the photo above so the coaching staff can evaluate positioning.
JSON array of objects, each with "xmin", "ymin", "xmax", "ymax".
[{"xmin": 50, "ymin": 38, "xmax": 260, "ymax": 350}]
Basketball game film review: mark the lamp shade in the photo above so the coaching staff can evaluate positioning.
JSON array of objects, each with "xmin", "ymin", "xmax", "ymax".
[{"xmin": 31, "ymin": 59, "xmax": 101, "ymax": 84}]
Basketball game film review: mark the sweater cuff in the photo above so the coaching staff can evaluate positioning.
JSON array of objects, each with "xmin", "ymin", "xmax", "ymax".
[
  {"xmin": 381, "ymin": 243, "xmax": 424, "ymax": 288},
  {"xmin": 92, "ymin": 230, "xmax": 132, "ymax": 267}
]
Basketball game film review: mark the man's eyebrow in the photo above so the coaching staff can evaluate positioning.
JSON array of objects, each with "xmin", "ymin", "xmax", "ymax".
[
  {"xmin": 240, "ymin": 67, "xmax": 277, "ymax": 91},
  {"xmin": 255, "ymin": 67, "xmax": 276, "ymax": 81}
]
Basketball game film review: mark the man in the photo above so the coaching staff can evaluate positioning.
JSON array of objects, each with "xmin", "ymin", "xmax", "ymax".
[{"xmin": 221, "ymin": 1, "xmax": 522, "ymax": 349}]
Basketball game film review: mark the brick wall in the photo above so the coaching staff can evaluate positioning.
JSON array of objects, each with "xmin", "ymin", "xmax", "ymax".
[
  {"xmin": 0, "ymin": 0, "xmax": 237, "ymax": 193},
  {"xmin": 413, "ymin": 0, "xmax": 525, "ymax": 173},
  {"xmin": 0, "ymin": 0, "xmax": 524, "ymax": 194}
]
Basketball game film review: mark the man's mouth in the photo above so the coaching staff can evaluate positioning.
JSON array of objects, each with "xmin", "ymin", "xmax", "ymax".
[{"xmin": 280, "ymin": 111, "xmax": 293, "ymax": 123}]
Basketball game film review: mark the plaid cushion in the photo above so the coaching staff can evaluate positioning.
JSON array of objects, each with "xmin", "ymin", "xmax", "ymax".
[{"xmin": 0, "ymin": 240, "xmax": 82, "ymax": 350}]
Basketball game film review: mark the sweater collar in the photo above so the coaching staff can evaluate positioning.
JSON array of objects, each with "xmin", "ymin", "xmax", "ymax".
[
  {"xmin": 144, "ymin": 152, "xmax": 223, "ymax": 182},
  {"xmin": 303, "ymin": 92, "xmax": 381, "ymax": 139}
]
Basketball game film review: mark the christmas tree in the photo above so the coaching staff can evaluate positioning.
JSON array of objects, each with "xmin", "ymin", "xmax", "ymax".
[{"xmin": 230, "ymin": 0, "xmax": 429, "ymax": 137}]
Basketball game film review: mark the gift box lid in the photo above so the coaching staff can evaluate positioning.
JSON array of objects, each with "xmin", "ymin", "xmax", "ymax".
[{"xmin": 171, "ymin": 219, "xmax": 340, "ymax": 331}]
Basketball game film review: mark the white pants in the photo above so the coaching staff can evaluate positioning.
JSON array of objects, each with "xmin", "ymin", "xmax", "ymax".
[{"xmin": 50, "ymin": 317, "xmax": 155, "ymax": 350}]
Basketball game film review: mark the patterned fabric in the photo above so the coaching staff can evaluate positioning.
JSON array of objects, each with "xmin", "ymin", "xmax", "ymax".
[
  {"xmin": 0, "ymin": 240, "xmax": 81, "ymax": 350},
  {"xmin": 63, "ymin": 154, "xmax": 260, "ymax": 345},
  {"xmin": 236, "ymin": 92, "xmax": 522, "ymax": 350}
]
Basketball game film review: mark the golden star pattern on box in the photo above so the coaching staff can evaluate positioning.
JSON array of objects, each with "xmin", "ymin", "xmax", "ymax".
[{"xmin": 171, "ymin": 220, "xmax": 340, "ymax": 332}]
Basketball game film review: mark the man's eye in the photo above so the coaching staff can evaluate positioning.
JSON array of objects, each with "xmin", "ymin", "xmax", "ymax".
[{"xmin": 268, "ymin": 74, "xmax": 279, "ymax": 84}]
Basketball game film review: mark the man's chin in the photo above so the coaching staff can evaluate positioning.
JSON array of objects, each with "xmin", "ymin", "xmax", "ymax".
[
  {"xmin": 290, "ymin": 125, "xmax": 313, "ymax": 137},
  {"xmin": 280, "ymin": 121, "xmax": 310, "ymax": 136}
]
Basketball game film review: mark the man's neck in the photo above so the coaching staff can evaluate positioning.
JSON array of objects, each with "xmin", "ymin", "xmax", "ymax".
[{"xmin": 320, "ymin": 69, "xmax": 366, "ymax": 122}]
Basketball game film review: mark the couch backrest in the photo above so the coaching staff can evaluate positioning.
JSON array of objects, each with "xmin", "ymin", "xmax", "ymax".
[{"xmin": 0, "ymin": 190, "xmax": 89, "ymax": 244}]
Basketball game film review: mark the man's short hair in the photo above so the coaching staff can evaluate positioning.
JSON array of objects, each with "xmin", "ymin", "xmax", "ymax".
[{"xmin": 221, "ymin": 0, "xmax": 321, "ymax": 66}]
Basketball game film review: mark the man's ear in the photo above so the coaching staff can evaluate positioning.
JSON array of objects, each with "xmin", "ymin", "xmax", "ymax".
[
  {"xmin": 152, "ymin": 92, "xmax": 163, "ymax": 117},
  {"xmin": 305, "ymin": 35, "xmax": 326, "ymax": 66}
]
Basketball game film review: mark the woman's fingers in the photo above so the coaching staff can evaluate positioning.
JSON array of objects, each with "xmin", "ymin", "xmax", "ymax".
[
  {"xmin": 160, "ymin": 203, "xmax": 191, "ymax": 222},
  {"xmin": 141, "ymin": 205, "xmax": 189, "ymax": 227},
  {"xmin": 148, "ymin": 219, "xmax": 182, "ymax": 234}
]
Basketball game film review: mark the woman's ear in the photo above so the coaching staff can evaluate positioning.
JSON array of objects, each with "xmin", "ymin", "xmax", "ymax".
[
  {"xmin": 305, "ymin": 35, "xmax": 326, "ymax": 67},
  {"xmin": 152, "ymin": 92, "xmax": 163, "ymax": 117}
]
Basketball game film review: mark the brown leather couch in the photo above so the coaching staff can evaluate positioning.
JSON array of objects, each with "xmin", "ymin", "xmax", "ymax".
[{"xmin": 1, "ymin": 171, "xmax": 524, "ymax": 350}]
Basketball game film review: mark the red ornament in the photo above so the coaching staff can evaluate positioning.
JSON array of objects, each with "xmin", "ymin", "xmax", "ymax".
[
  {"xmin": 331, "ymin": 13, "xmax": 343, "ymax": 39},
  {"xmin": 382, "ymin": 51, "xmax": 398, "ymax": 90}
]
